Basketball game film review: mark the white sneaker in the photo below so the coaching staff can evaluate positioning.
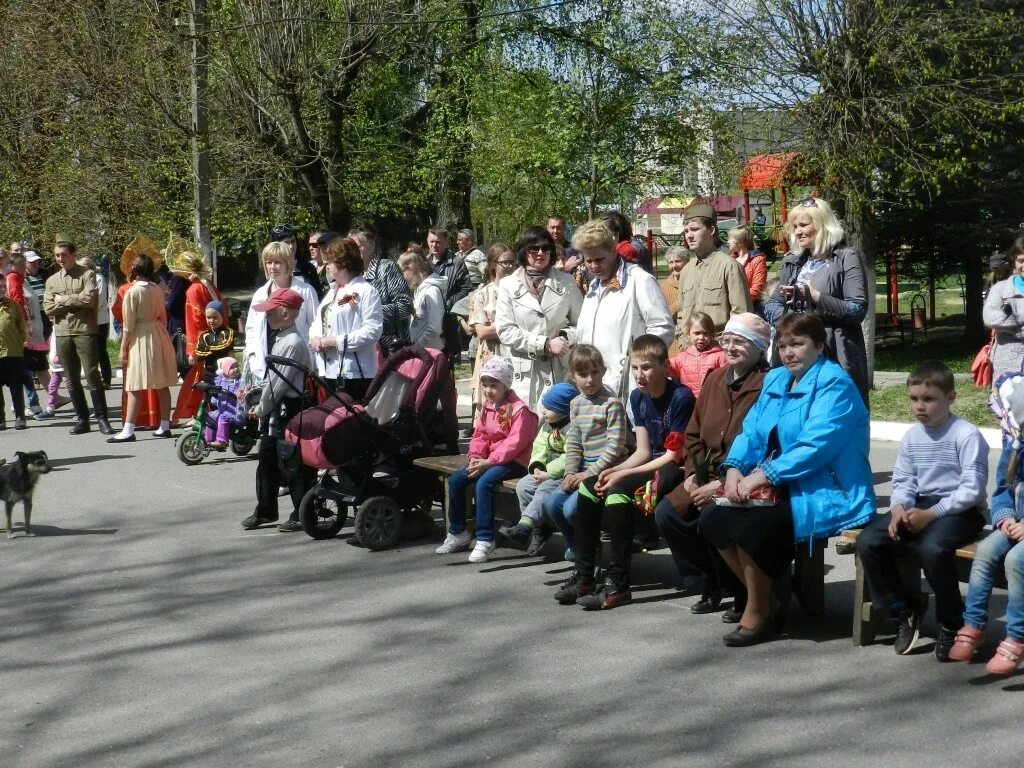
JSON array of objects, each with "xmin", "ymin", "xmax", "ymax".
[
  {"xmin": 435, "ymin": 530, "xmax": 472, "ymax": 554},
  {"xmin": 468, "ymin": 540, "xmax": 495, "ymax": 563}
]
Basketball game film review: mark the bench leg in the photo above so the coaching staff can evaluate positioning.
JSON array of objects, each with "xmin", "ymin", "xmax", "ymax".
[
  {"xmin": 852, "ymin": 553, "xmax": 876, "ymax": 646},
  {"xmin": 794, "ymin": 538, "xmax": 826, "ymax": 616}
]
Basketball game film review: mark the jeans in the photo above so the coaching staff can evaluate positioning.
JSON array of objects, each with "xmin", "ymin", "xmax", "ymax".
[
  {"xmin": 542, "ymin": 487, "xmax": 579, "ymax": 550},
  {"xmin": 447, "ymin": 463, "xmax": 526, "ymax": 542},
  {"xmin": 963, "ymin": 529, "xmax": 1024, "ymax": 642},
  {"xmin": 856, "ymin": 509, "xmax": 984, "ymax": 628},
  {"xmin": 516, "ymin": 475, "xmax": 562, "ymax": 524}
]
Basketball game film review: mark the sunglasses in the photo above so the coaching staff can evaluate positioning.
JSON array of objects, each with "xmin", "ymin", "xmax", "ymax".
[
  {"xmin": 308, "ymin": 241, "xmax": 319, "ymax": 248},
  {"xmin": 497, "ymin": 259, "xmax": 516, "ymax": 267},
  {"xmin": 800, "ymin": 197, "xmax": 818, "ymax": 208},
  {"xmin": 526, "ymin": 244, "xmax": 553, "ymax": 254}
]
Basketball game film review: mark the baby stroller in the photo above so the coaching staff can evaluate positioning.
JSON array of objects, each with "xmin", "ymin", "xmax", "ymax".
[
  {"xmin": 281, "ymin": 346, "xmax": 460, "ymax": 550},
  {"xmin": 175, "ymin": 381, "xmax": 262, "ymax": 465}
]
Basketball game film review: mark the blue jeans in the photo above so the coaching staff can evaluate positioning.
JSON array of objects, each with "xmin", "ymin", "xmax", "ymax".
[
  {"xmin": 542, "ymin": 487, "xmax": 579, "ymax": 550},
  {"xmin": 447, "ymin": 463, "xmax": 525, "ymax": 542},
  {"xmin": 963, "ymin": 529, "xmax": 1024, "ymax": 642}
]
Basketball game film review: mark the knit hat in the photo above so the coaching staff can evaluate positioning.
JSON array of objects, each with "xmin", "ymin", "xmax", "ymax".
[
  {"xmin": 218, "ymin": 357, "xmax": 238, "ymax": 377},
  {"xmin": 540, "ymin": 382, "xmax": 578, "ymax": 416},
  {"xmin": 206, "ymin": 300, "xmax": 225, "ymax": 316},
  {"xmin": 723, "ymin": 313, "xmax": 771, "ymax": 351},
  {"xmin": 479, "ymin": 356, "xmax": 514, "ymax": 388}
]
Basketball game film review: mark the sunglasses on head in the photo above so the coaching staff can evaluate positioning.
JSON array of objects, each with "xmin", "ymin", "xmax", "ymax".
[{"xmin": 800, "ymin": 198, "xmax": 818, "ymax": 208}]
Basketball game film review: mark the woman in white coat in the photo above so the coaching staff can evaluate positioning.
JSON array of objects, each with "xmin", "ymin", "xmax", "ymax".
[
  {"xmin": 309, "ymin": 236, "xmax": 383, "ymax": 401},
  {"xmin": 244, "ymin": 241, "xmax": 319, "ymax": 380},
  {"xmin": 568, "ymin": 219, "xmax": 674, "ymax": 399},
  {"xmin": 494, "ymin": 226, "xmax": 583, "ymax": 411},
  {"xmin": 397, "ymin": 250, "xmax": 446, "ymax": 351}
]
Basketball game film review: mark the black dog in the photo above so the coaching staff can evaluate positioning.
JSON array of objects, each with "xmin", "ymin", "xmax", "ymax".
[{"xmin": 1, "ymin": 451, "xmax": 52, "ymax": 539}]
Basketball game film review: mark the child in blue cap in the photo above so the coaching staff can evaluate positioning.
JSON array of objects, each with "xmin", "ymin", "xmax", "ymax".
[{"xmin": 498, "ymin": 380, "xmax": 579, "ymax": 555}]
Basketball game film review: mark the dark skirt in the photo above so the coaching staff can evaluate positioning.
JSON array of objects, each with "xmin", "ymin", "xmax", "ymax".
[{"xmin": 699, "ymin": 501, "xmax": 796, "ymax": 580}]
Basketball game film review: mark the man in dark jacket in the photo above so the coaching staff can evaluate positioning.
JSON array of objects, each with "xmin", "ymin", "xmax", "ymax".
[{"xmin": 426, "ymin": 228, "xmax": 472, "ymax": 365}]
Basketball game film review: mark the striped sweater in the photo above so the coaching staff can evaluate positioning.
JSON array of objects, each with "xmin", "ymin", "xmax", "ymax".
[{"xmin": 563, "ymin": 386, "xmax": 628, "ymax": 475}]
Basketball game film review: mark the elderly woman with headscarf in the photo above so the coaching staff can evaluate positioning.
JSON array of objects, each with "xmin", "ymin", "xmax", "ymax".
[
  {"xmin": 763, "ymin": 196, "xmax": 869, "ymax": 403},
  {"xmin": 494, "ymin": 226, "xmax": 583, "ymax": 411}
]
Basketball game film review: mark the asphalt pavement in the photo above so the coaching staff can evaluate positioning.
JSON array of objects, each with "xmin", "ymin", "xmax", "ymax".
[{"xmin": 1, "ymin": 385, "xmax": 1021, "ymax": 768}]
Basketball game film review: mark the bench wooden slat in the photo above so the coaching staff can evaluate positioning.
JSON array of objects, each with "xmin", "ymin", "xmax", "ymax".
[{"xmin": 839, "ymin": 528, "xmax": 980, "ymax": 560}]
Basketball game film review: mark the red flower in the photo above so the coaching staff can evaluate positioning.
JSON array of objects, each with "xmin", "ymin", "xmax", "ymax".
[{"xmin": 663, "ymin": 431, "xmax": 685, "ymax": 452}]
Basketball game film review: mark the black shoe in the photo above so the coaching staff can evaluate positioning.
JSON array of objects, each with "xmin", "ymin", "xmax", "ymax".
[
  {"xmin": 690, "ymin": 592, "xmax": 723, "ymax": 615},
  {"xmin": 277, "ymin": 519, "xmax": 303, "ymax": 533},
  {"xmin": 935, "ymin": 624, "xmax": 959, "ymax": 662},
  {"xmin": 69, "ymin": 421, "xmax": 90, "ymax": 435},
  {"xmin": 577, "ymin": 578, "xmax": 632, "ymax": 610},
  {"xmin": 497, "ymin": 522, "xmax": 532, "ymax": 550},
  {"xmin": 13, "ymin": 417, "xmax": 27, "ymax": 430},
  {"xmin": 242, "ymin": 513, "xmax": 279, "ymax": 530},
  {"xmin": 894, "ymin": 594, "xmax": 928, "ymax": 655},
  {"xmin": 106, "ymin": 434, "xmax": 136, "ymax": 443},
  {"xmin": 526, "ymin": 525, "xmax": 553, "ymax": 556},
  {"xmin": 153, "ymin": 429, "xmax": 174, "ymax": 438},
  {"xmin": 554, "ymin": 571, "xmax": 595, "ymax": 605},
  {"xmin": 723, "ymin": 615, "xmax": 778, "ymax": 647},
  {"xmin": 722, "ymin": 605, "xmax": 743, "ymax": 624},
  {"xmin": 95, "ymin": 418, "xmax": 115, "ymax": 436}
]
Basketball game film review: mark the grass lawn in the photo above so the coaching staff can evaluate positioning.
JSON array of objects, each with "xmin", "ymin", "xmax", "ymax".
[{"xmin": 870, "ymin": 382, "xmax": 995, "ymax": 428}]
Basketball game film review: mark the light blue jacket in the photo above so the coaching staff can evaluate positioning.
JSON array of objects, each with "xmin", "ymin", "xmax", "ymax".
[{"xmin": 722, "ymin": 356, "xmax": 875, "ymax": 542}]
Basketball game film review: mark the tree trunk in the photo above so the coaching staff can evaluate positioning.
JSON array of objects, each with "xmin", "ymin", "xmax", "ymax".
[
  {"xmin": 845, "ymin": 209, "xmax": 879, "ymax": 386},
  {"xmin": 964, "ymin": 251, "xmax": 985, "ymax": 346}
]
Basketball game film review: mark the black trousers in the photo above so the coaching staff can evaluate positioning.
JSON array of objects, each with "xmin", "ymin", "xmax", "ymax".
[
  {"xmin": 95, "ymin": 323, "xmax": 111, "ymax": 385},
  {"xmin": 56, "ymin": 335, "xmax": 104, "ymax": 420},
  {"xmin": 856, "ymin": 509, "xmax": 984, "ymax": 628},
  {"xmin": 654, "ymin": 491, "xmax": 743, "ymax": 598},
  {"xmin": 0, "ymin": 357, "xmax": 28, "ymax": 418},
  {"xmin": 574, "ymin": 463, "xmax": 685, "ymax": 586},
  {"xmin": 254, "ymin": 397, "xmax": 316, "ymax": 521}
]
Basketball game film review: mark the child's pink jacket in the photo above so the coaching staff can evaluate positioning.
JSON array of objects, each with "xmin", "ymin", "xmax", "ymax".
[
  {"xmin": 668, "ymin": 344, "xmax": 726, "ymax": 399},
  {"xmin": 468, "ymin": 390, "xmax": 539, "ymax": 467}
]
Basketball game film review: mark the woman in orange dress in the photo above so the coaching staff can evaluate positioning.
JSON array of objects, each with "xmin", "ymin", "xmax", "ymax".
[{"xmin": 172, "ymin": 251, "xmax": 228, "ymax": 421}]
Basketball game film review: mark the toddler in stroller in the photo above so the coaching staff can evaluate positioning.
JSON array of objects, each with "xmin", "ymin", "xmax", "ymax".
[{"xmin": 283, "ymin": 345, "xmax": 460, "ymax": 549}]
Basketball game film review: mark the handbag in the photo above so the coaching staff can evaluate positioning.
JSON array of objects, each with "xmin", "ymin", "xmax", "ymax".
[
  {"xmin": 172, "ymin": 329, "xmax": 189, "ymax": 377},
  {"xmin": 971, "ymin": 331, "xmax": 995, "ymax": 389}
]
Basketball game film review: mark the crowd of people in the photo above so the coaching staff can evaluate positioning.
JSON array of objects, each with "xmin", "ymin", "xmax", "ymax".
[{"xmin": 3, "ymin": 207, "xmax": 1024, "ymax": 672}]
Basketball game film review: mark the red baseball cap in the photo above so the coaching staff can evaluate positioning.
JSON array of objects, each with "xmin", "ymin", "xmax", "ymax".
[{"xmin": 251, "ymin": 288, "xmax": 303, "ymax": 313}]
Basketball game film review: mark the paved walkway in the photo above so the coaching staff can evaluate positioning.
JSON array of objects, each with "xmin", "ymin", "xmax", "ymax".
[{"xmin": 2, "ymin": 384, "xmax": 1020, "ymax": 767}]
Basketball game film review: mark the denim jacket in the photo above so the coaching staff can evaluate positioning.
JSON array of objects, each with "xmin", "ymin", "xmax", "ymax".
[{"xmin": 722, "ymin": 356, "xmax": 875, "ymax": 542}]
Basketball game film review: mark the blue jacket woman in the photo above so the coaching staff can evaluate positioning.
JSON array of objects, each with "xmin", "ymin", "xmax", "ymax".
[{"xmin": 722, "ymin": 355, "xmax": 875, "ymax": 542}]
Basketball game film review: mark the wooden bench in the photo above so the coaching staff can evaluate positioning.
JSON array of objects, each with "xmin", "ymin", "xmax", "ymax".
[
  {"xmin": 413, "ymin": 455, "xmax": 827, "ymax": 614},
  {"xmin": 836, "ymin": 527, "xmax": 1005, "ymax": 647}
]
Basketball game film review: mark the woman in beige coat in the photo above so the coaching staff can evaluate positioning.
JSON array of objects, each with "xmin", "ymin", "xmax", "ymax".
[
  {"xmin": 495, "ymin": 226, "xmax": 583, "ymax": 411},
  {"xmin": 108, "ymin": 254, "xmax": 179, "ymax": 443}
]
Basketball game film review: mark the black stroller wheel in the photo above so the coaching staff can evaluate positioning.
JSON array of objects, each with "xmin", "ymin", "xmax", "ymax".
[
  {"xmin": 176, "ymin": 432, "xmax": 206, "ymax": 465},
  {"xmin": 299, "ymin": 489, "xmax": 347, "ymax": 540},
  {"xmin": 354, "ymin": 495, "xmax": 402, "ymax": 551}
]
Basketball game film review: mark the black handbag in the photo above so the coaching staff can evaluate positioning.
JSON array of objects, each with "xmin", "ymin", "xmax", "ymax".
[{"xmin": 172, "ymin": 329, "xmax": 189, "ymax": 376}]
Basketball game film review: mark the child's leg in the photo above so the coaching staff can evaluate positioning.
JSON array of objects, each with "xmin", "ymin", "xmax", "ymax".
[
  {"xmin": 215, "ymin": 413, "xmax": 231, "ymax": 443},
  {"xmin": 963, "ymin": 529, "xmax": 1015, "ymax": 631},
  {"xmin": 855, "ymin": 512, "xmax": 913, "ymax": 616},
  {"xmin": 7, "ymin": 369, "xmax": 26, "ymax": 418},
  {"xmin": 515, "ymin": 474, "xmax": 539, "ymax": 520},
  {"xmin": 573, "ymin": 476, "xmax": 606, "ymax": 579},
  {"xmin": 543, "ymin": 488, "xmax": 577, "ymax": 550},
  {"xmin": 47, "ymin": 372, "xmax": 60, "ymax": 409},
  {"xmin": 473, "ymin": 464, "xmax": 524, "ymax": 542},
  {"xmin": 1005, "ymin": 541, "xmax": 1024, "ymax": 643},
  {"xmin": 447, "ymin": 467, "xmax": 472, "ymax": 535},
  {"xmin": 522, "ymin": 477, "xmax": 561, "ymax": 524},
  {"xmin": 915, "ymin": 512, "xmax": 985, "ymax": 629}
]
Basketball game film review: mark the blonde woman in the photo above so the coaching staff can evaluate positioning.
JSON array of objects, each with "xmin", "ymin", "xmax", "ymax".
[
  {"xmin": 397, "ymin": 250, "xmax": 445, "ymax": 350},
  {"xmin": 244, "ymin": 241, "xmax": 319, "ymax": 380},
  {"xmin": 763, "ymin": 196, "xmax": 869, "ymax": 403}
]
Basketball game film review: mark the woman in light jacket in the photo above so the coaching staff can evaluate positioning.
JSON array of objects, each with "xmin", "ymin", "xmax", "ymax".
[
  {"xmin": 494, "ymin": 226, "xmax": 583, "ymax": 411},
  {"xmin": 310, "ymin": 236, "xmax": 383, "ymax": 401},
  {"xmin": 983, "ymin": 236, "xmax": 1024, "ymax": 383},
  {"xmin": 702, "ymin": 312, "xmax": 874, "ymax": 647},
  {"xmin": 244, "ymin": 241, "xmax": 319, "ymax": 381},
  {"xmin": 398, "ymin": 250, "xmax": 446, "ymax": 351},
  {"xmin": 567, "ymin": 219, "xmax": 674, "ymax": 399}
]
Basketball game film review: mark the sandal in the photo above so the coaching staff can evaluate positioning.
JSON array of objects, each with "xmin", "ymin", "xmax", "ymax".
[
  {"xmin": 986, "ymin": 638, "xmax": 1024, "ymax": 675},
  {"xmin": 948, "ymin": 626, "xmax": 985, "ymax": 662}
]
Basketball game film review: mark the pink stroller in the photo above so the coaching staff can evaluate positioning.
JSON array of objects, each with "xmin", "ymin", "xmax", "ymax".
[{"xmin": 282, "ymin": 346, "xmax": 459, "ymax": 549}]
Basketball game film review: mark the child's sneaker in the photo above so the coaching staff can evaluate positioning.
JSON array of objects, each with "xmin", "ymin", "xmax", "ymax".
[
  {"xmin": 435, "ymin": 530, "xmax": 472, "ymax": 554},
  {"xmin": 893, "ymin": 594, "xmax": 928, "ymax": 655},
  {"xmin": 935, "ymin": 625, "xmax": 959, "ymax": 662},
  {"xmin": 496, "ymin": 521, "xmax": 532, "ymax": 550},
  {"xmin": 33, "ymin": 409, "xmax": 55, "ymax": 420},
  {"xmin": 563, "ymin": 546, "xmax": 575, "ymax": 562},
  {"xmin": 948, "ymin": 626, "xmax": 985, "ymax": 662},
  {"xmin": 468, "ymin": 540, "xmax": 495, "ymax": 563},
  {"xmin": 986, "ymin": 638, "xmax": 1024, "ymax": 675},
  {"xmin": 577, "ymin": 578, "xmax": 632, "ymax": 611},
  {"xmin": 554, "ymin": 571, "xmax": 595, "ymax": 604}
]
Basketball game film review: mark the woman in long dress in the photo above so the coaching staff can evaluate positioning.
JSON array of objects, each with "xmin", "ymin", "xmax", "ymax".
[
  {"xmin": 172, "ymin": 250, "xmax": 228, "ymax": 420},
  {"xmin": 107, "ymin": 253, "xmax": 179, "ymax": 443}
]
